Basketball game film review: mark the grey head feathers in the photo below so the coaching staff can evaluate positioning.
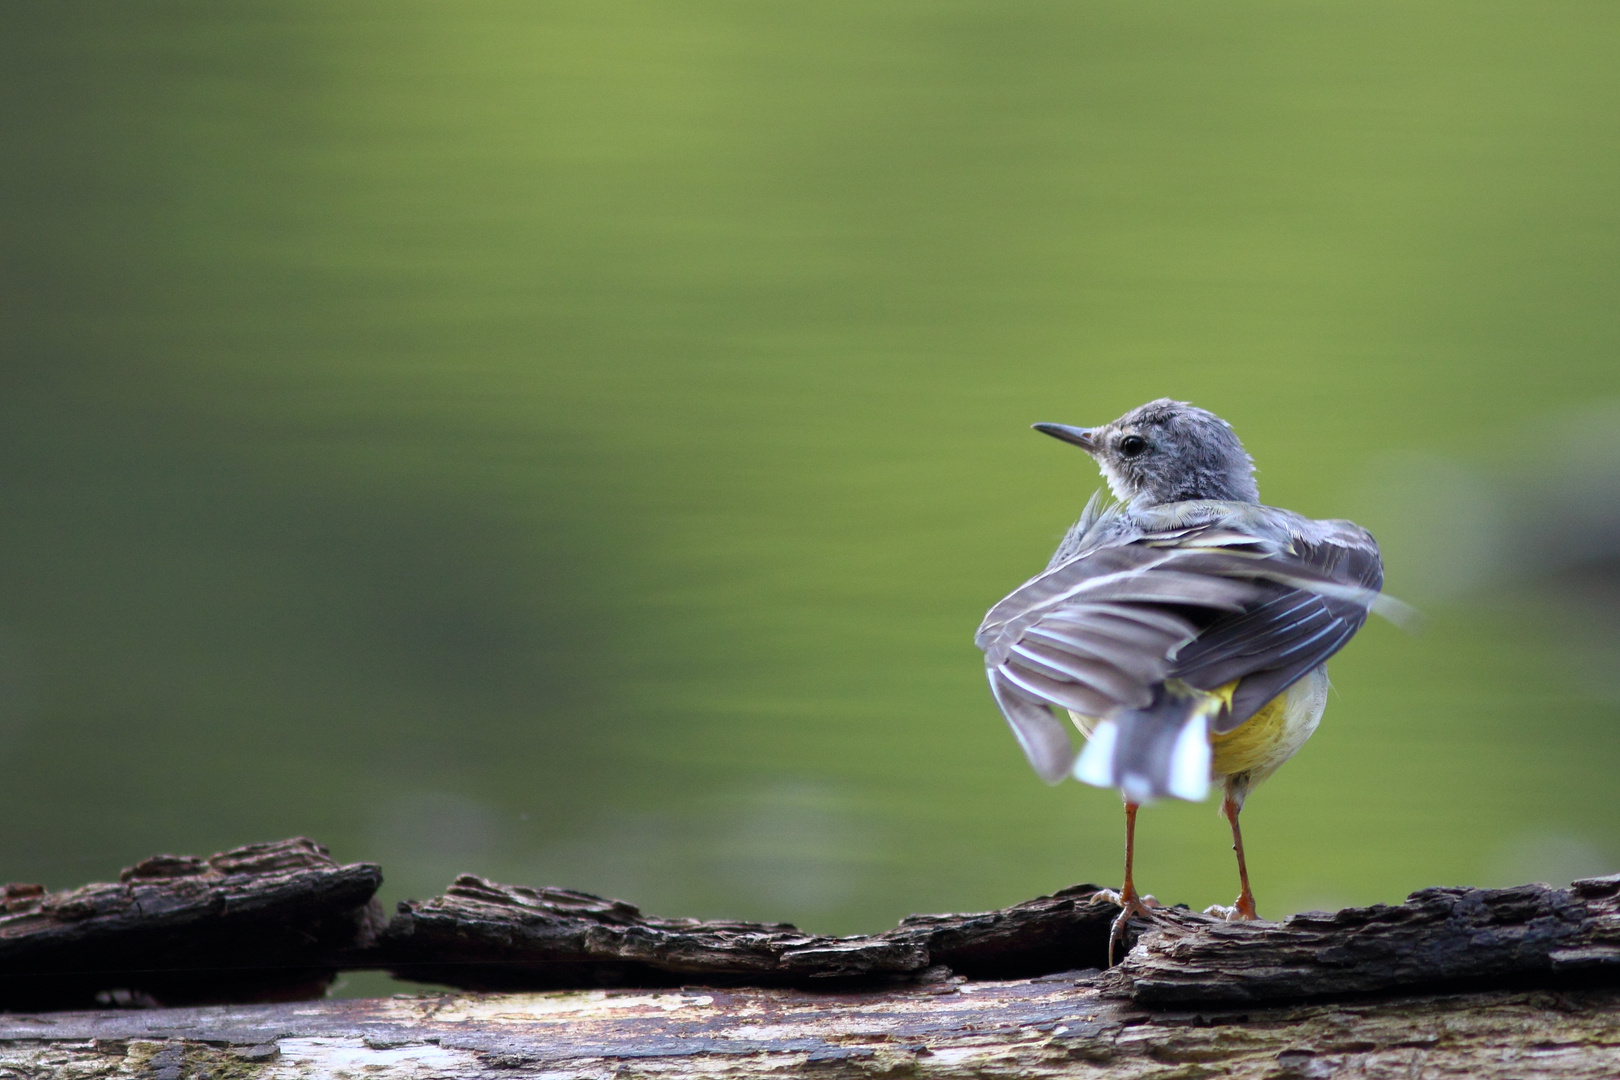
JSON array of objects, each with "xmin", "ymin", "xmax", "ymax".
[{"xmin": 1036, "ymin": 398, "xmax": 1259, "ymax": 507}]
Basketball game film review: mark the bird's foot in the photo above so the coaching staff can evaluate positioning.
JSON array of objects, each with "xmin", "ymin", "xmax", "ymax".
[
  {"xmin": 1093, "ymin": 889, "xmax": 1160, "ymax": 965},
  {"xmin": 1203, "ymin": 896, "xmax": 1259, "ymax": 921}
]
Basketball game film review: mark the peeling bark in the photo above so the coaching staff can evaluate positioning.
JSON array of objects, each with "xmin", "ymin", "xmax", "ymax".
[
  {"xmin": 0, "ymin": 839, "xmax": 383, "ymax": 1010},
  {"xmin": 377, "ymin": 871, "xmax": 1620, "ymax": 1008},
  {"xmin": 377, "ymin": 875, "xmax": 1120, "ymax": 989},
  {"xmin": 1103, "ymin": 873, "xmax": 1620, "ymax": 1005}
]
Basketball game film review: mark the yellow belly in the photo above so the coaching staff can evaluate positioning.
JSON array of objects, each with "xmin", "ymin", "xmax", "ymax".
[{"xmin": 1210, "ymin": 666, "xmax": 1329, "ymax": 783}]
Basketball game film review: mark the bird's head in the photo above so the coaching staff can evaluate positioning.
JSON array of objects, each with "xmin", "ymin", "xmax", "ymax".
[{"xmin": 1033, "ymin": 398, "xmax": 1259, "ymax": 507}]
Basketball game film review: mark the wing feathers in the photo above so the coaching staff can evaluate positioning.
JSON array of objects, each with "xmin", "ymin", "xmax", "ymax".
[
  {"xmin": 1009, "ymin": 641, "xmax": 1156, "ymax": 704},
  {"xmin": 989, "ymin": 671, "xmax": 1077, "ymax": 784},
  {"xmin": 1065, "ymin": 571, "xmax": 1261, "ymax": 609},
  {"xmin": 1044, "ymin": 603, "xmax": 1197, "ymax": 640},
  {"xmin": 1021, "ymin": 624, "xmax": 1175, "ymax": 682},
  {"xmin": 978, "ymin": 500, "xmax": 1386, "ymax": 788},
  {"xmin": 996, "ymin": 661, "xmax": 1121, "ymax": 717}
]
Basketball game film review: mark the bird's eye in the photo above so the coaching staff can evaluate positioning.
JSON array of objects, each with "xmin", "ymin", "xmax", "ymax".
[{"xmin": 1118, "ymin": 435, "xmax": 1148, "ymax": 458}]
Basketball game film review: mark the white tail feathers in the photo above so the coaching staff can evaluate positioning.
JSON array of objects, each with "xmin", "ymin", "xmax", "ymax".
[
  {"xmin": 1167, "ymin": 712, "xmax": 1211, "ymax": 800},
  {"xmin": 1072, "ymin": 700, "xmax": 1213, "ymax": 803}
]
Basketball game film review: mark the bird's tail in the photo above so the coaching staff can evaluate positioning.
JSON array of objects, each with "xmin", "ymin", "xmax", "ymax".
[{"xmin": 1073, "ymin": 681, "xmax": 1222, "ymax": 803}]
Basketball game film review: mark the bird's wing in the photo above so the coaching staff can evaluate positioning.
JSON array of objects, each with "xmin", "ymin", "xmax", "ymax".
[
  {"xmin": 1170, "ymin": 518, "xmax": 1383, "ymax": 730},
  {"xmin": 976, "ymin": 509, "xmax": 1383, "ymax": 781}
]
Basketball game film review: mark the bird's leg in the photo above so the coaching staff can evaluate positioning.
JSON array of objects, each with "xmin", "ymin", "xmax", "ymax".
[
  {"xmin": 1092, "ymin": 801, "xmax": 1159, "ymax": 964},
  {"xmin": 1219, "ymin": 790, "xmax": 1259, "ymax": 920}
]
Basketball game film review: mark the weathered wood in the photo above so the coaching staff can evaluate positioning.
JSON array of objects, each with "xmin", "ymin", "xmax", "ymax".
[
  {"xmin": 2, "ymin": 979, "xmax": 1619, "ymax": 1077},
  {"xmin": 378, "ymin": 875, "xmax": 1120, "ymax": 989},
  {"xmin": 378, "ymin": 871, "xmax": 1620, "ymax": 1007},
  {"xmin": 1103, "ymin": 873, "xmax": 1620, "ymax": 1006},
  {"xmin": 0, "ymin": 839, "xmax": 383, "ymax": 1010},
  {"xmin": 6, "ymin": 837, "xmax": 1620, "ymax": 1075},
  {"xmin": 7, "ymin": 833, "xmax": 1620, "ymax": 1011}
]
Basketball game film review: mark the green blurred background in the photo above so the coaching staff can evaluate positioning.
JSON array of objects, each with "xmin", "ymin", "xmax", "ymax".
[{"xmin": 3, "ymin": 0, "xmax": 1619, "ymax": 984}]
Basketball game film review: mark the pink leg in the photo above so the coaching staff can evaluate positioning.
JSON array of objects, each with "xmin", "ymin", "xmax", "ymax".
[
  {"xmin": 1223, "ymin": 792, "xmax": 1258, "ymax": 920},
  {"xmin": 1097, "ymin": 801, "xmax": 1159, "ymax": 964}
]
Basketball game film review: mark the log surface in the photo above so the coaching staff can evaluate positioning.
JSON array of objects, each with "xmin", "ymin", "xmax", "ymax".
[{"xmin": 2, "ymin": 978, "xmax": 1619, "ymax": 1078}]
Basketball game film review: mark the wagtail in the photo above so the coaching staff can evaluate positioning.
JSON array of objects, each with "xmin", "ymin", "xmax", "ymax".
[{"xmin": 975, "ymin": 399, "xmax": 1394, "ymax": 960}]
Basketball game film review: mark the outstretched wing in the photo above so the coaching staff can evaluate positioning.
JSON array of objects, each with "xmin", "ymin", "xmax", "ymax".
[
  {"xmin": 1171, "ymin": 521, "xmax": 1383, "ymax": 729},
  {"xmin": 976, "ymin": 510, "xmax": 1382, "ymax": 782}
]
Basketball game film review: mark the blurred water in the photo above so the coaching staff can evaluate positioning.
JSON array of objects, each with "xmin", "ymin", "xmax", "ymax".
[{"xmin": 2, "ymin": 2, "xmax": 1619, "ymax": 957}]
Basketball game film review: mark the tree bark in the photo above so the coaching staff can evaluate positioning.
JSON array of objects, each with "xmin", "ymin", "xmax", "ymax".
[
  {"xmin": 1104, "ymin": 872, "xmax": 1620, "ymax": 1005},
  {"xmin": 377, "ymin": 874, "xmax": 1120, "ymax": 989},
  {"xmin": 0, "ymin": 839, "xmax": 383, "ymax": 1010},
  {"xmin": 5, "ymin": 839, "xmax": 1620, "ymax": 1076}
]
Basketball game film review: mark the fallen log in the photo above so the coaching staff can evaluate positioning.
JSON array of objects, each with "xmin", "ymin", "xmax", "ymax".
[
  {"xmin": 0, "ymin": 839, "xmax": 383, "ymax": 1010},
  {"xmin": 7, "ymin": 837, "xmax": 1620, "ymax": 1077},
  {"xmin": 376, "ymin": 870, "xmax": 1620, "ymax": 1005},
  {"xmin": 9, "ymin": 841, "xmax": 1620, "ymax": 1080},
  {"xmin": 1103, "ymin": 873, "xmax": 1620, "ymax": 1005},
  {"xmin": 376, "ymin": 874, "xmax": 1120, "ymax": 988},
  {"xmin": 5, "ymin": 837, "xmax": 1620, "ymax": 1010}
]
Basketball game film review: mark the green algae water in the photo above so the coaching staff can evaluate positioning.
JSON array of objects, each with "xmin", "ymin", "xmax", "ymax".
[{"xmin": 2, "ymin": 4, "xmax": 1619, "ymax": 972}]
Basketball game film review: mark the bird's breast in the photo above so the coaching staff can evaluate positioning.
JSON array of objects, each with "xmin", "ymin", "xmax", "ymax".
[{"xmin": 1209, "ymin": 665, "xmax": 1329, "ymax": 782}]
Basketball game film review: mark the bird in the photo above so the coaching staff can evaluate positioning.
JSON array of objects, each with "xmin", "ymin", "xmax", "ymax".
[{"xmin": 974, "ymin": 398, "xmax": 1395, "ymax": 961}]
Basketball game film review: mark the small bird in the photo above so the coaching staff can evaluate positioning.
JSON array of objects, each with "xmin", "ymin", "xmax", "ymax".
[{"xmin": 975, "ymin": 399, "xmax": 1393, "ymax": 960}]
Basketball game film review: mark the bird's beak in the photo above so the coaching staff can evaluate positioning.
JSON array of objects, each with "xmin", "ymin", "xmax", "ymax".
[{"xmin": 1032, "ymin": 423, "xmax": 1098, "ymax": 453}]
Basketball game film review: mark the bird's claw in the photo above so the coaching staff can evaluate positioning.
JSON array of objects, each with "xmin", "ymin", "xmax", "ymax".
[
  {"xmin": 1095, "ymin": 890, "xmax": 1159, "ymax": 965},
  {"xmin": 1088, "ymin": 887, "xmax": 1160, "ymax": 909}
]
